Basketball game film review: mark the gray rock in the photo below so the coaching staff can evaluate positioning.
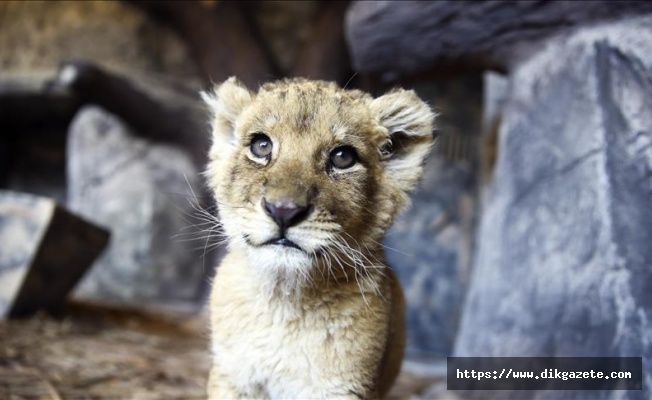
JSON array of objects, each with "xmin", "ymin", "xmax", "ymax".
[
  {"xmin": 0, "ymin": 191, "xmax": 109, "ymax": 318},
  {"xmin": 345, "ymin": 1, "xmax": 652, "ymax": 79},
  {"xmin": 67, "ymin": 106, "xmax": 211, "ymax": 309},
  {"xmin": 454, "ymin": 17, "xmax": 652, "ymax": 400}
]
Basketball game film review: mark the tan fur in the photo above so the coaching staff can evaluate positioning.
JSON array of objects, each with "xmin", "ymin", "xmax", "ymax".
[{"xmin": 203, "ymin": 78, "xmax": 435, "ymax": 399}]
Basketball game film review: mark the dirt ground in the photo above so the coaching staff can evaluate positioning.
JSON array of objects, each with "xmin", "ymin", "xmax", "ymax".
[{"xmin": 0, "ymin": 302, "xmax": 445, "ymax": 400}]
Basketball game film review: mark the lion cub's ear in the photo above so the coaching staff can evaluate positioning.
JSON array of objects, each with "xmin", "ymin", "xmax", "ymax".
[
  {"xmin": 371, "ymin": 89, "xmax": 436, "ymax": 192},
  {"xmin": 201, "ymin": 77, "xmax": 253, "ymax": 155}
]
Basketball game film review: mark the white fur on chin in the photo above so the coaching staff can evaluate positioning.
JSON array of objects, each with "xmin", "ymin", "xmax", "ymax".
[{"xmin": 246, "ymin": 244, "xmax": 314, "ymax": 298}]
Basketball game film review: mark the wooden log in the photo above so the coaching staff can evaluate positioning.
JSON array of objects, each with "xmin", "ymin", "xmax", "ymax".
[
  {"xmin": 0, "ymin": 73, "xmax": 80, "ymax": 190},
  {"xmin": 0, "ymin": 77, "xmax": 79, "ymax": 130},
  {"xmin": 51, "ymin": 61, "xmax": 208, "ymax": 166},
  {"xmin": 290, "ymin": 1, "xmax": 353, "ymax": 85},
  {"xmin": 125, "ymin": 0, "xmax": 277, "ymax": 88},
  {"xmin": 0, "ymin": 191, "xmax": 109, "ymax": 319},
  {"xmin": 346, "ymin": 1, "xmax": 652, "ymax": 78}
]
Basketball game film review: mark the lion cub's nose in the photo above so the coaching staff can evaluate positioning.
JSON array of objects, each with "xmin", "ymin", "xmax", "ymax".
[{"xmin": 263, "ymin": 198, "xmax": 311, "ymax": 230}]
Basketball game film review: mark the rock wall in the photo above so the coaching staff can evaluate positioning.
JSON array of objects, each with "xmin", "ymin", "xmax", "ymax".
[{"xmin": 454, "ymin": 17, "xmax": 652, "ymax": 399}]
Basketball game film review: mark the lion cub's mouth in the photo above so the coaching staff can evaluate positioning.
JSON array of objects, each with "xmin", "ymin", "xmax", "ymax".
[
  {"xmin": 263, "ymin": 237, "xmax": 303, "ymax": 251},
  {"xmin": 244, "ymin": 234, "xmax": 304, "ymax": 252}
]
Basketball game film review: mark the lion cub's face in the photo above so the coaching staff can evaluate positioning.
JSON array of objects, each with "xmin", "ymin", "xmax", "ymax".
[{"xmin": 204, "ymin": 78, "xmax": 434, "ymax": 276}]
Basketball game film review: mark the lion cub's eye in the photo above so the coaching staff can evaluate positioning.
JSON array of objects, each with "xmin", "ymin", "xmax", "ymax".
[
  {"xmin": 250, "ymin": 133, "xmax": 273, "ymax": 159},
  {"xmin": 329, "ymin": 146, "xmax": 358, "ymax": 170}
]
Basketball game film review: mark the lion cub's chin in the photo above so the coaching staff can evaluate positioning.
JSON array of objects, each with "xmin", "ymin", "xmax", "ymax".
[{"xmin": 245, "ymin": 244, "xmax": 314, "ymax": 291}]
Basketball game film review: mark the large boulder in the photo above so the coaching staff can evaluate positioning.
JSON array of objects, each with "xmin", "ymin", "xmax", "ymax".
[
  {"xmin": 67, "ymin": 106, "xmax": 212, "ymax": 309},
  {"xmin": 345, "ymin": 1, "xmax": 652, "ymax": 79},
  {"xmin": 454, "ymin": 17, "xmax": 652, "ymax": 399}
]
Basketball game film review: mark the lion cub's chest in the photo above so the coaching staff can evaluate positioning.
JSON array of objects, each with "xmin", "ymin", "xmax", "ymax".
[
  {"xmin": 212, "ymin": 301, "xmax": 319, "ymax": 394},
  {"xmin": 209, "ymin": 254, "xmax": 387, "ymax": 398},
  {"xmin": 211, "ymin": 285, "xmax": 364, "ymax": 398}
]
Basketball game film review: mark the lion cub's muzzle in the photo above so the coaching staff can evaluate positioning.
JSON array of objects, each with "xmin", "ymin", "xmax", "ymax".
[{"xmin": 262, "ymin": 198, "xmax": 313, "ymax": 249}]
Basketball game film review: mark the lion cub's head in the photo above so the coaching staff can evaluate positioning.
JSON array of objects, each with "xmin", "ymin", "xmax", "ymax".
[{"xmin": 203, "ymin": 78, "xmax": 435, "ymax": 281}]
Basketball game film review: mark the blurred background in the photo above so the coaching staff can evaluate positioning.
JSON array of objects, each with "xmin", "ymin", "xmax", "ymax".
[{"xmin": 1, "ymin": 1, "xmax": 651, "ymax": 399}]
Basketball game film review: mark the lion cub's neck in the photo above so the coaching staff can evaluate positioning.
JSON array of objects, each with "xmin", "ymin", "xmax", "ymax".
[{"xmin": 231, "ymin": 244, "xmax": 387, "ymax": 308}]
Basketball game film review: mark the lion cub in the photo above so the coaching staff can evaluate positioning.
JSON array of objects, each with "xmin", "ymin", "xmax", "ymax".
[{"xmin": 203, "ymin": 78, "xmax": 435, "ymax": 399}]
